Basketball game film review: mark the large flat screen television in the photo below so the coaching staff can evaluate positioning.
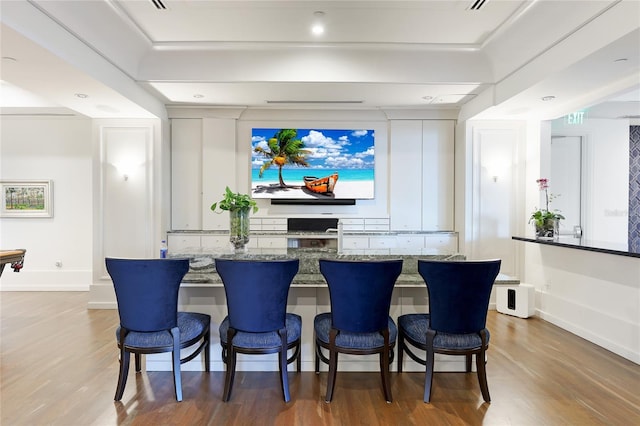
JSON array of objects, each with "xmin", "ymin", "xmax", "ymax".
[{"xmin": 251, "ymin": 128, "xmax": 374, "ymax": 201}]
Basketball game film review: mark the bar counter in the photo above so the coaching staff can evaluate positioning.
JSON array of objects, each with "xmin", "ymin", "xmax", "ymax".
[{"xmin": 173, "ymin": 248, "xmax": 520, "ymax": 287}]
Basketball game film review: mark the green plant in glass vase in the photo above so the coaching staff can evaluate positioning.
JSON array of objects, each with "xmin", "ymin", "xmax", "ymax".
[
  {"xmin": 529, "ymin": 178, "xmax": 564, "ymax": 240},
  {"xmin": 211, "ymin": 187, "xmax": 258, "ymax": 252}
]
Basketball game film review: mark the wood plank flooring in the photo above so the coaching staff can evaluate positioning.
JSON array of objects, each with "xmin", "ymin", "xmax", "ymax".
[{"xmin": 1, "ymin": 292, "xmax": 639, "ymax": 425}]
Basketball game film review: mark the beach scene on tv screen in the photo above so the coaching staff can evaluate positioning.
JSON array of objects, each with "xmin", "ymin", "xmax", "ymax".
[{"xmin": 251, "ymin": 128, "xmax": 375, "ymax": 199}]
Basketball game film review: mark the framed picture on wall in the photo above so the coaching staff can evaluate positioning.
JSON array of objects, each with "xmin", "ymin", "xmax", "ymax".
[{"xmin": 0, "ymin": 180, "xmax": 54, "ymax": 218}]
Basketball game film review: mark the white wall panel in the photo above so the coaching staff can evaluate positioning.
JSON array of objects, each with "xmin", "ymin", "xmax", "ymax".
[
  {"xmin": 389, "ymin": 120, "xmax": 423, "ymax": 230},
  {"xmin": 423, "ymin": 120, "xmax": 455, "ymax": 230},
  {"xmin": 202, "ymin": 118, "xmax": 237, "ymax": 231},
  {"xmin": 171, "ymin": 119, "xmax": 202, "ymax": 230},
  {"xmin": 101, "ymin": 126, "xmax": 153, "ymax": 261}
]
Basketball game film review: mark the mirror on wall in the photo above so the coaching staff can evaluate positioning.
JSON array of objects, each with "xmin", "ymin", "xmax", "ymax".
[{"xmin": 546, "ymin": 86, "xmax": 640, "ymax": 253}]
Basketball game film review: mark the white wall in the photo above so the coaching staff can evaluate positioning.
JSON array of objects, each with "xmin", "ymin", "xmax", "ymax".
[
  {"xmin": 521, "ymin": 119, "xmax": 639, "ymax": 363},
  {"xmin": 0, "ymin": 116, "xmax": 93, "ymax": 290},
  {"xmin": 465, "ymin": 120, "xmax": 527, "ymax": 278},
  {"xmin": 549, "ymin": 117, "xmax": 630, "ymax": 245},
  {"xmin": 521, "ymin": 244, "xmax": 639, "ymax": 363}
]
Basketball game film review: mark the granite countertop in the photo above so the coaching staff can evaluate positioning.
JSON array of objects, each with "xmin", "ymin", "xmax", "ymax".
[{"xmin": 172, "ymin": 250, "xmax": 519, "ymax": 287}]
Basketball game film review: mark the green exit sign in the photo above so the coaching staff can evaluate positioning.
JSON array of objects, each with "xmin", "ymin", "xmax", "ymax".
[{"xmin": 565, "ymin": 111, "xmax": 586, "ymax": 125}]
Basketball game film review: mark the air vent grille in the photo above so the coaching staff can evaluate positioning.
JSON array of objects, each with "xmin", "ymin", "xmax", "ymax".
[
  {"xmin": 266, "ymin": 100, "xmax": 364, "ymax": 104},
  {"xmin": 150, "ymin": 0, "xmax": 167, "ymax": 10},
  {"xmin": 469, "ymin": 0, "xmax": 489, "ymax": 10}
]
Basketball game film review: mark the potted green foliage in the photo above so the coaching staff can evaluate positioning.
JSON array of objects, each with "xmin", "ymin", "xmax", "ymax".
[{"xmin": 211, "ymin": 187, "xmax": 258, "ymax": 252}]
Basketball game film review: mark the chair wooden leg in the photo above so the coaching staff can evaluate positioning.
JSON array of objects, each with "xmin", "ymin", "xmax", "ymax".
[
  {"xmin": 222, "ymin": 347, "xmax": 237, "ymax": 402},
  {"xmin": 222, "ymin": 328, "xmax": 238, "ymax": 402},
  {"xmin": 477, "ymin": 330, "xmax": 491, "ymax": 403},
  {"xmin": 204, "ymin": 326, "xmax": 211, "ymax": 372},
  {"xmin": 325, "ymin": 328, "xmax": 339, "ymax": 402},
  {"xmin": 115, "ymin": 328, "xmax": 131, "ymax": 401},
  {"xmin": 466, "ymin": 353, "xmax": 473, "ymax": 372},
  {"xmin": 296, "ymin": 343, "xmax": 301, "ymax": 372},
  {"xmin": 380, "ymin": 329, "xmax": 392, "ymax": 402},
  {"xmin": 397, "ymin": 330, "xmax": 405, "ymax": 373},
  {"xmin": 114, "ymin": 346, "xmax": 130, "ymax": 401},
  {"xmin": 134, "ymin": 354, "xmax": 142, "ymax": 372},
  {"xmin": 314, "ymin": 335, "xmax": 320, "ymax": 374},
  {"xmin": 278, "ymin": 328, "xmax": 291, "ymax": 402},
  {"xmin": 170, "ymin": 327, "xmax": 183, "ymax": 402},
  {"xmin": 424, "ymin": 329, "xmax": 436, "ymax": 403},
  {"xmin": 476, "ymin": 349, "xmax": 491, "ymax": 403}
]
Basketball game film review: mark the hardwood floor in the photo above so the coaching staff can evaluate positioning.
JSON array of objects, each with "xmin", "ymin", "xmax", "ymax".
[{"xmin": 1, "ymin": 292, "xmax": 639, "ymax": 425}]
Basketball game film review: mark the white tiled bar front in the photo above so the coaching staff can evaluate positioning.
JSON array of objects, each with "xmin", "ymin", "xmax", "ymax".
[{"xmin": 145, "ymin": 232, "xmax": 518, "ymax": 373}]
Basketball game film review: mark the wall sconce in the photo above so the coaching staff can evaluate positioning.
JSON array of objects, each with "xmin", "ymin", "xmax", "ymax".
[
  {"xmin": 485, "ymin": 161, "xmax": 509, "ymax": 183},
  {"xmin": 113, "ymin": 160, "xmax": 142, "ymax": 182}
]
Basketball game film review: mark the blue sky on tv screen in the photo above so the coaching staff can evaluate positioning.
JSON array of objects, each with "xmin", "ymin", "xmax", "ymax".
[{"xmin": 251, "ymin": 128, "xmax": 375, "ymax": 170}]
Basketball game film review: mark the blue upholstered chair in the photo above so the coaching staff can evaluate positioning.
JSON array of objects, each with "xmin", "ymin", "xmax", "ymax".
[
  {"xmin": 215, "ymin": 258, "xmax": 301, "ymax": 402},
  {"xmin": 397, "ymin": 259, "xmax": 501, "ymax": 403},
  {"xmin": 105, "ymin": 258, "xmax": 211, "ymax": 402},
  {"xmin": 314, "ymin": 259, "xmax": 403, "ymax": 402}
]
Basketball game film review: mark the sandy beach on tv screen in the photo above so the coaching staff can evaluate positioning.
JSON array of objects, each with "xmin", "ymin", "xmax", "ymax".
[{"xmin": 251, "ymin": 180, "xmax": 374, "ymax": 199}]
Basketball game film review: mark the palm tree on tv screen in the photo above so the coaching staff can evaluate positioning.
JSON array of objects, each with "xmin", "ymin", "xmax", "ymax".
[{"xmin": 254, "ymin": 129, "xmax": 310, "ymax": 187}]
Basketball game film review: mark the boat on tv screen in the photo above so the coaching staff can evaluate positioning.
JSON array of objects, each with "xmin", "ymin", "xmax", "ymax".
[{"xmin": 251, "ymin": 128, "xmax": 375, "ymax": 200}]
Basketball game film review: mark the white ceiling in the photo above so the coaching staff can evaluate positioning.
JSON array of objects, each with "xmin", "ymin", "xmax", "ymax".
[{"xmin": 0, "ymin": 0, "xmax": 638, "ymax": 119}]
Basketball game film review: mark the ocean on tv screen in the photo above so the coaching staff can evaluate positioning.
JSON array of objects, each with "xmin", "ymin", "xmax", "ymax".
[{"xmin": 251, "ymin": 128, "xmax": 375, "ymax": 200}]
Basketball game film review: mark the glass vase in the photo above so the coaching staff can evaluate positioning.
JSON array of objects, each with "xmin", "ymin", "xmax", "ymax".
[
  {"xmin": 229, "ymin": 208, "xmax": 250, "ymax": 253},
  {"xmin": 534, "ymin": 218, "xmax": 559, "ymax": 241}
]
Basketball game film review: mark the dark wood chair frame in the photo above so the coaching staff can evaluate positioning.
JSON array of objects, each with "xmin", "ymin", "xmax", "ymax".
[
  {"xmin": 314, "ymin": 326, "xmax": 395, "ymax": 403},
  {"xmin": 398, "ymin": 326, "xmax": 490, "ymax": 403},
  {"xmin": 221, "ymin": 327, "xmax": 301, "ymax": 402},
  {"xmin": 116, "ymin": 324, "xmax": 211, "ymax": 401}
]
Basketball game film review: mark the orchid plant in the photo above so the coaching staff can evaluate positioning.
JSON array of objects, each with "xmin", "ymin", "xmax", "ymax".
[{"xmin": 529, "ymin": 178, "xmax": 564, "ymax": 229}]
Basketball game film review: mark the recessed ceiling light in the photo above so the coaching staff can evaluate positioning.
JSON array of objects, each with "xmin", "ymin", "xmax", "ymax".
[
  {"xmin": 541, "ymin": 95, "xmax": 555, "ymax": 101},
  {"xmin": 75, "ymin": 93, "xmax": 88, "ymax": 99},
  {"xmin": 614, "ymin": 58, "xmax": 628, "ymax": 63}
]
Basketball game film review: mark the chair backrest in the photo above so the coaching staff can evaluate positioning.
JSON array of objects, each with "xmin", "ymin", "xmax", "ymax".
[
  {"xmin": 418, "ymin": 259, "xmax": 501, "ymax": 334},
  {"xmin": 215, "ymin": 258, "xmax": 299, "ymax": 333},
  {"xmin": 105, "ymin": 258, "xmax": 190, "ymax": 332},
  {"xmin": 320, "ymin": 259, "xmax": 403, "ymax": 333}
]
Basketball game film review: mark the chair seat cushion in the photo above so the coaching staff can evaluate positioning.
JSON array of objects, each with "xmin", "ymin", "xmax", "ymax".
[
  {"xmin": 219, "ymin": 313, "xmax": 302, "ymax": 348},
  {"xmin": 398, "ymin": 313, "xmax": 489, "ymax": 350},
  {"xmin": 314, "ymin": 312, "xmax": 397, "ymax": 350},
  {"xmin": 117, "ymin": 311, "xmax": 210, "ymax": 349}
]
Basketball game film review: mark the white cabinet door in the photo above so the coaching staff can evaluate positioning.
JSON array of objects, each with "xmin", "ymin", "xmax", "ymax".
[
  {"xmin": 389, "ymin": 121, "xmax": 423, "ymax": 231},
  {"xmin": 171, "ymin": 119, "xmax": 202, "ymax": 230},
  {"xmin": 168, "ymin": 234, "xmax": 201, "ymax": 252},
  {"xmin": 257, "ymin": 237, "xmax": 287, "ymax": 249},
  {"xmin": 202, "ymin": 118, "xmax": 237, "ymax": 231},
  {"xmin": 423, "ymin": 234, "xmax": 458, "ymax": 254},
  {"xmin": 422, "ymin": 121, "xmax": 454, "ymax": 231}
]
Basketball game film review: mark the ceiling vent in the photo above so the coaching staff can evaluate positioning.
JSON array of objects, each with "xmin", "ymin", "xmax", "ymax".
[
  {"xmin": 266, "ymin": 100, "xmax": 364, "ymax": 104},
  {"xmin": 150, "ymin": 0, "xmax": 167, "ymax": 10},
  {"xmin": 468, "ymin": 0, "xmax": 490, "ymax": 11}
]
